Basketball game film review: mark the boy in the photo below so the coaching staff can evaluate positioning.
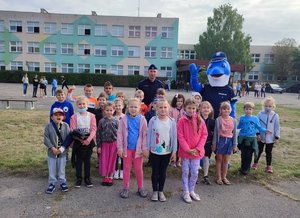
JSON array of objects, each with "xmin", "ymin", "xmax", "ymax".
[
  {"xmin": 50, "ymin": 89, "xmax": 74, "ymax": 125},
  {"xmin": 135, "ymin": 90, "xmax": 148, "ymax": 115},
  {"xmin": 116, "ymin": 91, "xmax": 127, "ymax": 113},
  {"xmin": 44, "ymin": 108, "xmax": 71, "ymax": 194},
  {"xmin": 237, "ymin": 102, "xmax": 270, "ymax": 175},
  {"xmin": 104, "ymin": 81, "xmax": 116, "ymax": 102}
]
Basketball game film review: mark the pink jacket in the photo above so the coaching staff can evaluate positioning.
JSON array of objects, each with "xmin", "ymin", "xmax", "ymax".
[
  {"xmin": 177, "ymin": 114, "xmax": 208, "ymax": 159},
  {"xmin": 70, "ymin": 112, "xmax": 97, "ymax": 145},
  {"xmin": 169, "ymin": 107, "xmax": 184, "ymax": 123},
  {"xmin": 117, "ymin": 115, "xmax": 148, "ymax": 158}
]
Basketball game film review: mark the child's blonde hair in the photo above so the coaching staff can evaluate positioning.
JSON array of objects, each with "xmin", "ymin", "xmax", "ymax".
[
  {"xmin": 135, "ymin": 89, "xmax": 144, "ymax": 97},
  {"xmin": 97, "ymin": 92, "xmax": 108, "ymax": 100},
  {"xmin": 116, "ymin": 91, "xmax": 125, "ymax": 98},
  {"xmin": 156, "ymin": 88, "xmax": 166, "ymax": 96},
  {"xmin": 114, "ymin": 98, "xmax": 124, "ymax": 106},
  {"xmin": 244, "ymin": 102, "xmax": 255, "ymax": 109},
  {"xmin": 219, "ymin": 101, "xmax": 231, "ymax": 115},
  {"xmin": 156, "ymin": 99, "xmax": 170, "ymax": 108},
  {"xmin": 199, "ymin": 101, "xmax": 214, "ymax": 119},
  {"xmin": 76, "ymin": 96, "xmax": 88, "ymax": 105},
  {"xmin": 184, "ymin": 98, "xmax": 202, "ymax": 132},
  {"xmin": 128, "ymin": 98, "xmax": 141, "ymax": 106},
  {"xmin": 103, "ymin": 102, "xmax": 115, "ymax": 110},
  {"xmin": 263, "ymin": 96, "xmax": 276, "ymax": 109}
]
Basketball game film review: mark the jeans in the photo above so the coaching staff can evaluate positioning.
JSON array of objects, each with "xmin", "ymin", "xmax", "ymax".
[
  {"xmin": 23, "ymin": 83, "xmax": 28, "ymax": 95},
  {"xmin": 48, "ymin": 156, "xmax": 67, "ymax": 185},
  {"xmin": 32, "ymin": 85, "xmax": 38, "ymax": 97},
  {"xmin": 52, "ymin": 87, "xmax": 57, "ymax": 96}
]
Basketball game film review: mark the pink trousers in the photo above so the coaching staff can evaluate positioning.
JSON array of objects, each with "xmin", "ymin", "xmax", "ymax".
[{"xmin": 99, "ymin": 141, "xmax": 117, "ymax": 177}]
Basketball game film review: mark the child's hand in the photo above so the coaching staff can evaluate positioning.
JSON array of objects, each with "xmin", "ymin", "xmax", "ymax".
[
  {"xmin": 232, "ymin": 146, "xmax": 238, "ymax": 153},
  {"xmin": 118, "ymin": 150, "xmax": 124, "ymax": 158},
  {"xmin": 274, "ymin": 139, "xmax": 279, "ymax": 144},
  {"xmin": 170, "ymin": 153, "xmax": 176, "ymax": 162},
  {"xmin": 257, "ymin": 135, "xmax": 261, "ymax": 142},
  {"xmin": 97, "ymin": 147, "xmax": 101, "ymax": 154},
  {"xmin": 51, "ymin": 147, "xmax": 58, "ymax": 156},
  {"xmin": 266, "ymin": 130, "xmax": 272, "ymax": 134},
  {"xmin": 143, "ymin": 150, "xmax": 149, "ymax": 158},
  {"xmin": 212, "ymin": 145, "xmax": 216, "ymax": 152}
]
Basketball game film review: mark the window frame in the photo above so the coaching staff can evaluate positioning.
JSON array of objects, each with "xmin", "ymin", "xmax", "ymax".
[
  {"xmin": 44, "ymin": 22, "xmax": 57, "ymax": 34},
  {"xmin": 145, "ymin": 26, "xmax": 157, "ymax": 38},
  {"xmin": 44, "ymin": 62, "xmax": 57, "ymax": 73},
  {"xmin": 27, "ymin": 42, "xmax": 40, "ymax": 54},
  {"xmin": 94, "ymin": 45, "xmax": 107, "ymax": 56},
  {"xmin": 95, "ymin": 24, "xmax": 108, "ymax": 36},
  {"xmin": 27, "ymin": 21, "xmax": 40, "ymax": 33},
  {"xmin": 10, "ymin": 41, "xmax": 22, "ymax": 53},
  {"xmin": 111, "ymin": 25, "xmax": 124, "ymax": 37},
  {"xmin": 61, "ymin": 43, "xmax": 74, "ymax": 55},
  {"xmin": 61, "ymin": 63, "xmax": 74, "ymax": 73},
  {"xmin": 61, "ymin": 23, "xmax": 73, "ymax": 35},
  {"xmin": 111, "ymin": 46, "xmax": 124, "ymax": 57},
  {"xmin": 145, "ymin": 46, "xmax": 157, "ymax": 58},
  {"xmin": 10, "ymin": 20, "xmax": 22, "ymax": 32},
  {"xmin": 44, "ymin": 42, "xmax": 56, "ymax": 54}
]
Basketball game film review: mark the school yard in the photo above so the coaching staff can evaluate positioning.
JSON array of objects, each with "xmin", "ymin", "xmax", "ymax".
[{"xmin": 0, "ymin": 83, "xmax": 299, "ymax": 218}]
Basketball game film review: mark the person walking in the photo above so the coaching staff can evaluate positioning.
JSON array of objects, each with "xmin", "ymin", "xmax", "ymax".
[{"xmin": 22, "ymin": 73, "xmax": 29, "ymax": 96}]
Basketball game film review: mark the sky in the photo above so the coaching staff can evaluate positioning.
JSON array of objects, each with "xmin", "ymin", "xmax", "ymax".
[{"xmin": 1, "ymin": 0, "xmax": 300, "ymax": 46}]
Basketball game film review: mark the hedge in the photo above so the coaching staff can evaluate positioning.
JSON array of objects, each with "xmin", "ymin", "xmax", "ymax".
[{"xmin": 0, "ymin": 70, "xmax": 167, "ymax": 87}]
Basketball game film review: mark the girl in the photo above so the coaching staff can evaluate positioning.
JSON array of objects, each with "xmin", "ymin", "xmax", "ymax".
[
  {"xmin": 117, "ymin": 98, "xmax": 149, "ymax": 199},
  {"xmin": 97, "ymin": 102, "xmax": 119, "ymax": 186},
  {"xmin": 212, "ymin": 102, "xmax": 237, "ymax": 185},
  {"xmin": 70, "ymin": 96, "xmax": 97, "ymax": 188},
  {"xmin": 169, "ymin": 93, "xmax": 185, "ymax": 167},
  {"xmin": 252, "ymin": 97, "xmax": 280, "ymax": 173},
  {"xmin": 177, "ymin": 98, "xmax": 208, "ymax": 203},
  {"xmin": 113, "ymin": 98, "xmax": 125, "ymax": 180},
  {"xmin": 199, "ymin": 101, "xmax": 215, "ymax": 185},
  {"xmin": 192, "ymin": 92, "xmax": 202, "ymax": 112},
  {"xmin": 148, "ymin": 100, "xmax": 177, "ymax": 202}
]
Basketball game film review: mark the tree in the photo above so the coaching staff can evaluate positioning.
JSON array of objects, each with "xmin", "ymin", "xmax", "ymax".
[
  {"xmin": 194, "ymin": 4, "xmax": 253, "ymax": 79},
  {"xmin": 291, "ymin": 48, "xmax": 300, "ymax": 78},
  {"xmin": 272, "ymin": 38, "xmax": 298, "ymax": 81}
]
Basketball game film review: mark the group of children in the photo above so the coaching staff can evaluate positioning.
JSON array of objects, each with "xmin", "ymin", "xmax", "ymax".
[{"xmin": 44, "ymin": 82, "xmax": 280, "ymax": 204}]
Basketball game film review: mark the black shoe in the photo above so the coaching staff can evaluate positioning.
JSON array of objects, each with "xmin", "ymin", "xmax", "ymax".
[
  {"xmin": 239, "ymin": 168, "xmax": 248, "ymax": 176},
  {"xmin": 75, "ymin": 178, "xmax": 82, "ymax": 188},
  {"xmin": 202, "ymin": 176, "xmax": 211, "ymax": 185},
  {"xmin": 85, "ymin": 178, "xmax": 93, "ymax": 188}
]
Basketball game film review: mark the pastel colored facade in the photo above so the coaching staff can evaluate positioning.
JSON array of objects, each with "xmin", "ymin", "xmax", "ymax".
[{"xmin": 0, "ymin": 10, "xmax": 179, "ymax": 79}]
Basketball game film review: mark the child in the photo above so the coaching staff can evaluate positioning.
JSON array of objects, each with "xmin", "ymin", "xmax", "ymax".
[
  {"xmin": 135, "ymin": 90, "xmax": 148, "ymax": 116},
  {"xmin": 70, "ymin": 96, "xmax": 97, "ymax": 188},
  {"xmin": 116, "ymin": 91, "xmax": 127, "ymax": 113},
  {"xmin": 113, "ymin": 98, "xmax": 125, "ymax": 180},
  {"xmin": 97, "ymin": 102, "xmax": 119, "ymax": 186},
  {"xmin": 252, "ymin": 97, "xmax": 280, "ymax": 173},
  {"xmin": 148, "ymin": 99, "xmax": 177, "ymax": 202},
  {"xmin": 50, "ymin": 89, "xmax": 74, "ymax": 126},
  {"xmin": 95, "ymin": 92, "xmax": 108, "ymax": 126},
  {"xmin": 104, "ymin": 81, "xmax": 116, "ymax": 102},
  {"xmin": 237, "ymin": 102, "xmax": 270, "ymax": 175},
  {"xmin": 145, "ymin": 97, "xmax": 158, "ymax": 123},
  {"xmin": 44, "ymin": 108, "xmax": 70, "ymax": 194},
  {"xmin": 199, "ymin": 101, "xmax": 215, "ymax": 185},
  {"xmin": 156, "ymin": 88, "xmax": 167, "ymax": 101},
  {"xmin": 212, "ymin": 102, "xmax": 237, "ymax": 185},
  {"xmin": 51, "ymin": 78, "xmax": 58, "ymax": 97},
  {"xmin": 192, "ymin": 92, "xmax": 202, "ymax": 111},
  {"xmin": 117, "ymin": 98, "xmax": 149, "ymax": 199},
  {"xmin": 177, "ymin": 98, "xmax": 208, "ymax": 203},
  {"xmin": 169, "ymin": 93, "xmax": 185, "ymax": 167}
]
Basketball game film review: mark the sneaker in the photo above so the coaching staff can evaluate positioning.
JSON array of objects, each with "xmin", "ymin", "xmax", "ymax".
[
  {"xmin": 45, "ymin": 184, "xmax": 55, "ymax": 194},
  {"xmin": 151, "ymin": 191, "xmax": 158, "ymax": 201},
  {"xmin": 113, "ymin": 170, "xmax": 119, "ymax": 180},
  {"xmin": 266, "ymin": 165, "xmax": 273, "ymax": 173},
  {"xmin": 158, "ymin": 192, "xmax": 167, "ymax": 202},
  {"xmin": 60, "ymin": 183, "xmax": 69, "ymax": 192},
  {"xmin": 176, "ymin": 161, "xmax": 182, "ymax": 167},
  {"xmin": 190, "ymin": 191, "xmax": 201, "ymax": 201},
  {"xmin": 181, "ymin": 192, "xmax": 192, "ymax": 204},
  {"xmin": 170, "ymin": 161, "xmax": 177, "ymax": 167},
  {"xmin": 84, "ymin": 178, "xmax": 93, "ymax": 188},
  {"xmin": 120, "ymin": 189, "xmax": 129, "ymax": 198},
  {"xmin": 101, "ymin": 178, "xmax": 109, "ymax": 186},
  {"xmin": 75, "ymin": 179, "xmax": 82, "ymax": 188},
  {"xmin": 137, "ymin": 188, "xmax": 148, "ymax": 198},
  {"xmin": 202, "ymin": 176, "xmax": 211, "ymax": 185},
  {"xmin": 119, "ymin": 170, "xmax": 123, "ymax": 180},
  {"xmin": 107, "ymin": 178, "xmax": 113, "ymax": 186},
  {"xmin": 252, "ymin": 163, "xmax": 258, "ymax": 170}
]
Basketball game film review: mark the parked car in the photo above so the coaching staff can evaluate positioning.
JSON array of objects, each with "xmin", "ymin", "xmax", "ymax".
[
  {"xmin": 265, "ymin": 83, "xmax": 285, "ymax": 94},
  {"xmin": 285, "ymin": 83, "xmax": 300, "ymax": 93}
]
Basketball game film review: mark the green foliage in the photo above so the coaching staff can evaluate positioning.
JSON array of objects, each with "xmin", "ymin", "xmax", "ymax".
[{"xmin": 194, "ymin": 3, "xmax": 253, "ymax": 77}]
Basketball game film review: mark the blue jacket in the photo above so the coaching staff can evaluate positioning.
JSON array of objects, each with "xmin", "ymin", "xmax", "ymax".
[
  {"xmin": 237, "ymin": 115, "xmax": 266, "ymax": 137},
  {"xmin": 50, "ymin": 101, "xmax": 74, "ymax": 125}
]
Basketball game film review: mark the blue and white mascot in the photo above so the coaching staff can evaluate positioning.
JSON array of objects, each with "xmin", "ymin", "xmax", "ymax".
[{"xmin": 190, "ymin": 51, "xmax": 237, "ymax": 118}]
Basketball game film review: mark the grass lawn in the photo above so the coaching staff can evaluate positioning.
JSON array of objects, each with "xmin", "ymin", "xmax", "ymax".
[{"xmin": 0, "ymin": 103, "xmax": 299, "ymax": 184}]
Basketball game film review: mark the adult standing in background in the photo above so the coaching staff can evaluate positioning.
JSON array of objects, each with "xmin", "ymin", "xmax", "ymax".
[
  {"xmin": 22, "ymin": 73, "xmax": 29, "ymax": 96},
  {"xmin": 51, "ymin": 78, "xmax": 58, "ymax": 97},
  {"xmin": 44, "ymin": 76, "xmax": 48, "ymax": 97},
  {"xmin": 61, "ymin": 76, "xmax": 69, "ymax": 90},
  {"xmin": 137, "ymin": 64, "xmax": 164, "ymax": 106},
  {"xmin": 32, "ymin": 74, "xmax": 39, "ymax": 98}
]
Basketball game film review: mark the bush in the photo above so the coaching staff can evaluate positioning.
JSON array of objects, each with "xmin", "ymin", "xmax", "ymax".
[{"xmin": 0, "ymin": 70, "xmax": 147, "ymax": 87}]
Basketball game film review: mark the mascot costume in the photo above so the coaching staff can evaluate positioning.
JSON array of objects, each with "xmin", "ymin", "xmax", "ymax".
[{"xmin": 190, "ymin": 51, "xmax": 237, "ymax": 118}]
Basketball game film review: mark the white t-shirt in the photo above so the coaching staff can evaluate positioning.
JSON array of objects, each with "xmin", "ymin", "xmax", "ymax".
[
  {"xmin": 152, "ymin": 119, "xmax": 171, "ymax": 155},
  {"xmin": 76, "ymin": 113, "xmax": 90, "ymax": 134}
]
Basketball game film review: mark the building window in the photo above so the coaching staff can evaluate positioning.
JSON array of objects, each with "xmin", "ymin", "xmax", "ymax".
[
  {"xmin": 145, "ymin": 46, "xmax": 157, "ymax": 58},
  {"xmin": 61, "ymin": 43, "xmax": 73, "ymax": 55},
  {"xmin": 0, "ymin": 20, "xmax": 4, "ymax": 32},
  {"xmin": 94, "ymin": 45, "xmax": 107, "ymax": 56},
  {"xmin": 263, "ymin": 72, "xmax": 274, "ymax": 81},
  {"xmin": 78, "ymin": 25, "xmax": 91, "ymax": 35},
  {"xmin": 144, "ymin": 66, "xmax": 149, "ymax": 76},
  {"xmin": 10, "ymin": 61, "xmax": 23, "ymax": 70},
  {"xmin": 177, "ymin": 50, "xmax": 196, "ymax": 60},
  {"xmin": 44, "ymin": 62, "xmax": 57, "ymax": 73},
  {"xmin": 111, "ymin": 25, "xmax": 124, "ymax": 37},
  {"xmin": 161, "ymin": 27, "xmax": 173, "ymax": 38},
  {"xmin": 111, "ymin": 65, "xmax": 123, "ymax": 75},
  {"xmin": 160, "ymin": 66, "xmax": 172, "ymax": 77},
  {"xmin": 145, "ymin": 26, "xmax": 157, "ymax": 38},
  {"xmin": 27, "ymin": 62, "xmax": 40, "ymax": 72},
  {"xmin": 251, "ymin": 54, "xmax": 260, "ymax": 63},
  {"xmin": 10, "ymin": 41, "xmax": 22, "ymax": 53},
  {"xmin": 44, "ymin": 22, "xmax": 57, "ymax": 34},
  {"xmin": 94, "ymin": 64, "xmax": 107, "ymax": 74},
  {"xmin": 61, "ymin": 63, "xmax": 74, "ymax": 73},
  {"xmin": 0, "ymin": 41, "xmax": 4, "ymax": 52},
  {"xmin": 78, "ymin": 64, "xmax": 90, "ymax": 73},
  {"xmin": 61, "ymin": 23, "xmax": 73, "ymax": 35},
  {"xmin": 0, "ymin": 61, "xmax": 6, "ymax": 70},
  {"xmin": 264, "ymin": 54, "xmax": 274, "ymax": 64},
  {"xmin": 27, "ymin": 21, "xmax": 39, "ymax": 33},
  {"xmin": 129, "ymin": 26, "xmax": 141, "ymax": 38},
  {"xmin": 161, "ymin": 47, "xmax": 173, "ymax": 59},
  {"xmin": 111, "ymin": 46, "xmax": 124, "ymax": 57},
  {"xmin": 10, "ymin": 21, "xmax": 22, "ymax": 32},
  {"xmin": 28, "ymin": 42, "xmax": 40, "ymax": 53},
  {"xmin": 44, "ymin": 43, "xmax": 56, "ymax": 54},
  {"xmin": 128, "ymin": 65, "xmax": 140, "ymax": 75},
  {"xmin": 248, "ymin": 71, "xmax": 259, "ymax": 81},
  {"xmin": 128, "ymin": 46, "xmax": 140, "ymax": 58},
  {"xmin": 95, "ymin": 25, "xmax": 107, "ymax": 36},
  {"xmin": 78, "ymin": 44, "xmax": 91, "ymax": 55}
]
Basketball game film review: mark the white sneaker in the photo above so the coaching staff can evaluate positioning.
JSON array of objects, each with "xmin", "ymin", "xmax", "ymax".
[
  {"xmin": 119, "ymin": 170, "xmax": 123, "ymax": 180},
  {"xmin": 182, "ymin": 192, "xmax": 192, "ymax": 204},
  {"xmin": 158, "ymin": 192, "xmax": 167, "ymax": 202},
  {"xmin": 190, "ymin": 191, "xmax": 201, "ymax": 201},
  {"xmin": 113, "ymin": 170, "xmax": 119, "ymax": 180},
  {"xmin": 151, "ymin": 191, "xmax": 158, "ymax": 201}
]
